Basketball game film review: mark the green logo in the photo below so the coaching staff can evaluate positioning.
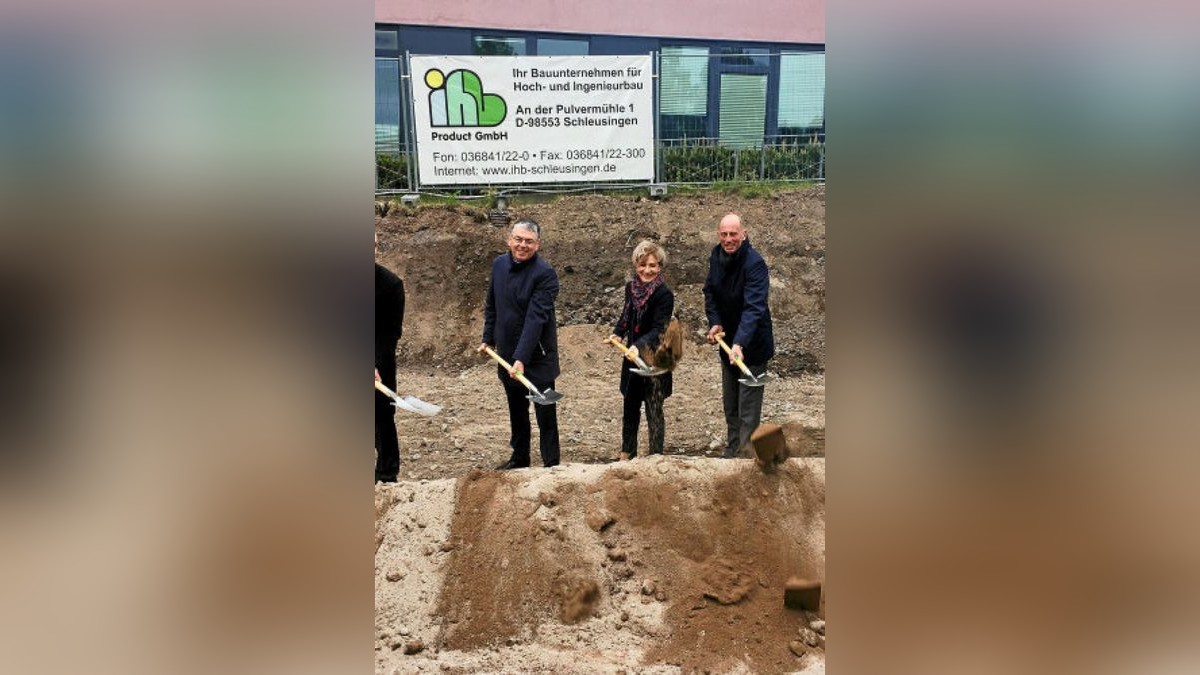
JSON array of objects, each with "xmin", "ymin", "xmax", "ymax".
[{"xmin": 425, "ymin": 69, "xmax": 507, "ymax": 127}]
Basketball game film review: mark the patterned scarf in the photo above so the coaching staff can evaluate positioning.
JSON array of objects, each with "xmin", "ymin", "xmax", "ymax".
[{"xmin": 618, "ymin": 273, "xmax": 664, "ymax": 334}]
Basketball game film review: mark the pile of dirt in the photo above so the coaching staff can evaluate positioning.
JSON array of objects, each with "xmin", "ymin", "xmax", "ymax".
[{"xmin": 375, "ymin": 456, "xmax": 825, "ymax": 673}]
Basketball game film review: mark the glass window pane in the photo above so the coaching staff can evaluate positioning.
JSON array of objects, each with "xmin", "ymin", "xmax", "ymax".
[
  {"xmin": 473, "ymin": 36, "xmax": 527, "ymax": 56},
  {"xmin": 537, "ymin": 38, "xmax": 588, "ymax": 56},
  {"xmin": 661, "ymin": 46, "xmax": 708, "ymax": 116},
  {"xmin": 375, "ymin": 30, "xmax": 398, "ymax": 51},
  {"xmin": 375, "ymin": 58, "xmax": 401, "ymax": 153},
  {"xmin": 778, "ymin": 52, "xmax": 825, "ymax": 136},
  {"xmin": 719, "ymin": 73, "xmax": 766, "ymax": 148}
]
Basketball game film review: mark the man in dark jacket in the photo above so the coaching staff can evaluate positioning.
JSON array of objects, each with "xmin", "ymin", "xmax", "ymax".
[
  {"xmin": 703, "ymin": 213, "xmax": 775, "ymax": 458},
  {"xmin": 478, "ymin": 219, "xmax": 561, "ymax": 469},
  {"xmin": 375, "ymin": 232, "xmax": 405, "ymax": 483}
]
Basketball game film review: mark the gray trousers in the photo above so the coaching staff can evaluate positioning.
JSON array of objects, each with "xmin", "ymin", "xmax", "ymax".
[{"xmin": 721, "ymin": 362, "xmax": 767, "ymax": 457}]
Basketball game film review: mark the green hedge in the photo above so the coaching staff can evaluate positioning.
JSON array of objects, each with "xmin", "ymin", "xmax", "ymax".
[
  {"xmin": 376, "ymin": 153, "xmax": 409, "ymax": 191},
  {"xmin": 661, "ymin": 138, "xmax": 823, "ymax": 182}
]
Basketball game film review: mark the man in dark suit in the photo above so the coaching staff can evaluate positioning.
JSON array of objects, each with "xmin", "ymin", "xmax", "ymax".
[
  {"xmin": 478, "ymin": 219, "xmax": 561, "ymax": 470},
  {"xmin": 375, "ymin": 232, "xmax": 405, "ymax": 483},
  {"xmin": 703, "ymin": 213, "xmax": 775, "ymax": 458}
]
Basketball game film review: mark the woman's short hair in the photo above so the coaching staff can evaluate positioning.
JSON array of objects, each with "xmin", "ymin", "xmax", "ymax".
[{"xmin": 632, "ymin": 239, "xmax": 667, "ymax": 268}]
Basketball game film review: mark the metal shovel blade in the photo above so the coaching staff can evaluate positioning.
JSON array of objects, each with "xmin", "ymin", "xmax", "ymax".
[
  {"xmin": 391, "ymin": 395, "xmax": 442, "ymax": 416},
  {"xmin": 629, "ymin": 355, "xmax": 668, "ymax": 378},
  {"xmin": 525, "ymin": 388, "xmax": 564, "ymax": 406},
  {"xmin": 738, "ymin": 371, "xmax": 774, "ymax": 388}
]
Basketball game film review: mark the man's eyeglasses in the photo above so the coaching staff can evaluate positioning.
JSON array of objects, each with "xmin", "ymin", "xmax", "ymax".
[{"xmin": 510, "ymin": 236, "xmax": 538, "ymax": 246}]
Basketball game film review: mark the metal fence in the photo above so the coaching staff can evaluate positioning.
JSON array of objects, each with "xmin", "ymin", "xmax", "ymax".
[{"xmin": 375, "ymin": 49, "xmax": 824, "ymax": 194}]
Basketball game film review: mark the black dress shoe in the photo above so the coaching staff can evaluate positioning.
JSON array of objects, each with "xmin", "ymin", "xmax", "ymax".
[{"xmin": 495, "ymin": 460, "xmax": 529, "ymax": 470}]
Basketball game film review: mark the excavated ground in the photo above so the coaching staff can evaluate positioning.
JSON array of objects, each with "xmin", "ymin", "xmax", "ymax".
[{"xmin": 375, "ymin": 187, "xmax": 825, "ymax": 673}]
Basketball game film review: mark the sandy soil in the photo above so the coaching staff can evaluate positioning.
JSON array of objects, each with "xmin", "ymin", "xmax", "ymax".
[{"xmin": 376, "ymin": 458, "xmax": 826, "ymax": 674}]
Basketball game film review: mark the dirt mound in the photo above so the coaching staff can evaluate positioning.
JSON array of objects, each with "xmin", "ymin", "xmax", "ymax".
[
  {"xmin": 376, "ymin": 186, "xmax": 825, "ymax": 374},
  {"xmin": 374, "ymin": 457, "xmax": 825, "ymax": 673}
]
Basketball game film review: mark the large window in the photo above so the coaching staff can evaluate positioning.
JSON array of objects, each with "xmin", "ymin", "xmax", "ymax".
[
  {"xmin": 718, "ymin": 73, "xmax": 767, "ymax": 148},
  {"xmin": 660, "ymin": 46, "xmax": 709, "ymax": 140},
  {"xmin": 537, "ymin": 38, "xmax": 588, "ymax": 55},
  {"xmin": 473, "ymin": 36, "xmax": 526, "ymax": 55},
  {"xmin": 375, "ymin": 58, "xmax": 401, "ymax": 153},
  {"xmin": 778, "ymin": 52, "xmax": 825, "ymax": 139}
]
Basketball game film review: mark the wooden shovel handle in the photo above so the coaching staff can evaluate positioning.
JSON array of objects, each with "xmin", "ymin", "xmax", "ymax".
[
  {"xmin": 481, "ymin": 346, "xmax": 541, "ymax": 394},
  {"xmin": 374, "ymin": 379, "xmax": 399, "ymax": 399},
  {"xmin": 713, "ymin": 332, "xmax": 755, "ymax": 378},
  {"xmin": 607, "ymin": 335, "xmax": 659, "ymax": 371},
  {"xmin": 604, "ymin": 335, "xmax": 639, "ymax": 362}
]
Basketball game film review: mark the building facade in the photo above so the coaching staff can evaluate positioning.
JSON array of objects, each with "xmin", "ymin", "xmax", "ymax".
[{"xmin": 375, "ymin": 1, "xmax": 824, "ymax": 155}]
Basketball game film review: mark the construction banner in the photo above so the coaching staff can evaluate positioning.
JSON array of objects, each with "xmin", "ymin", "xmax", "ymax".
[{"xmin": 409, "ymin": 55, "xmax": 654, "ymax": 185}]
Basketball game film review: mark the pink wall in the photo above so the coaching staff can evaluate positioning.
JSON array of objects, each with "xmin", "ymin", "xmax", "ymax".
[{"xmin": 376, "ymin": 0, "xmax": 824, "ymax": 45}]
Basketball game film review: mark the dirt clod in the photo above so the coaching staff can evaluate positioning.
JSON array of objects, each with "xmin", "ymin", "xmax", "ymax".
[
  {"xmin": 403, "ymin": 639, "xmax": 425, "ymax": 655},
  {"xmin": 784, "ymin": 577, "xmax": 822, "ymax": 612},
  {"xmin": 585, "ymin": 508, "xmax": 615, "ymax": 532},
  {"xmin": 701, "ymin": 559, "xmax": 758, "ymax": 605},
  {"xmin": 560, "ymin": 578, "xmax": 601, "ymax": 624}
]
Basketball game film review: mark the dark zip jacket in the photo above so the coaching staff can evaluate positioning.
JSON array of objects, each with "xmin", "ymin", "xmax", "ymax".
[
  {"xmin": 482, "ymin": 252, "xmax": 561, "ymax": 383},
  {"xmin": 702, "ymin": 238, "xmax": 775, "ymax": 366}
]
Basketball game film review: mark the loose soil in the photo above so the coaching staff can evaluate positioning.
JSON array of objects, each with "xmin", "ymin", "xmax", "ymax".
[
  {"xmin": 376, "ymin": 458, "xmax": 826, "ymax": 674},
  {"xmin": 375, "ymin": 187, "xmax": 825, "ymax": 673}
]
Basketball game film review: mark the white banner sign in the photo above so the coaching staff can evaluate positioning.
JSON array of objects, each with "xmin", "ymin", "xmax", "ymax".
[{"xmin": 409, "ymin": 55, "xmax": 654, "ymax": 185}]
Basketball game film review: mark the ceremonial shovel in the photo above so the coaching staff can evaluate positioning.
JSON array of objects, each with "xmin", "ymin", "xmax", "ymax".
[
  {"xmin": 604, "ymin": 335, "xmax": 668, "ymax": 377},
  {"xmin": 374, "ymin": 380, "xmax": 442, "ymax": 416},
  {"xmin": 713, "ymin": 332, "xmax": 774, "ymax": 387},
  {"xmin": 481, "ymin": 346, "xmax": 564, "ymax": 405}
]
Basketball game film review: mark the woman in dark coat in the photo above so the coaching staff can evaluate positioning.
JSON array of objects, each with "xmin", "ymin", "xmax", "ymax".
[{"xmin": 609, "ymin": 240, "xmax": 674, "ymax": 460}]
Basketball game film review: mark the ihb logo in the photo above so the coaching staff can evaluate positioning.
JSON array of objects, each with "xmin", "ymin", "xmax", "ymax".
[{"xmin": 425, "ymin": 69, "xmax": 507, "ymax": 127}]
